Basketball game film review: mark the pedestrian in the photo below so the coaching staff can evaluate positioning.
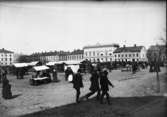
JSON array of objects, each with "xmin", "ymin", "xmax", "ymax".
[
  {"xmin": 65, "ymin": 67, "xmax": 73, "ymax": 81},
  {"xmin": 72, "ymin": 69, "xmax": 84, "ymax": 103},
  {"xmin": 100, "ymin": 70, "xmax": 114, "ymax": 104},
  {"xmin": 2, "ymin": 74, "xmax": 12, "ymax": 99},
  {"xmin": 52, "ymin": 68, "xmax": 58, "ymax": 82},
  {"xmin": 84, "ymin": 69, "xmax": 100, "ymax": 100}
]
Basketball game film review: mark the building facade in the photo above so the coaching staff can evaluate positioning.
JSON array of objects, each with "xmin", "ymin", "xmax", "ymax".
[
  {"xmin": 113, "ymin": 45, "xmax": 147, "ymax": 62},
  {"xmin": 66, "ymin": 50, "xmax": 84, "ymax": 61},
  {"xmin": 83, "ymin": 44, "xmax": 119, "ymax": 62},
  {"xmin": 0, "ymin": 48, "xmax": 14, "ymax": 66}
]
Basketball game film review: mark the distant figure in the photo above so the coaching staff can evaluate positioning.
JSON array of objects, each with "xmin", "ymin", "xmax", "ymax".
[
  {"xmin": 100, "ymin": 70, "xmax": 114, "ymax": 104},
  {"xmin": 52, "ymin": 68, "xmax": 58, "ymax": 82},
  {"xmin": 132, "ymin": 60, "xmax": 137, "ymax": 74},
  {"xmin": 84, "ymin": 70, "xmax": 100, "ymax": 100},
  {"xmin": 2, "ymin": 76, "xmax": 12, "ymax": 99},
  {"xmin": 72, "ymin": 69, "xmax": 84, "ymax": 103},
  {"xmin": 65, "ymin": 67, "xmax": 73, "ymax": 81}
]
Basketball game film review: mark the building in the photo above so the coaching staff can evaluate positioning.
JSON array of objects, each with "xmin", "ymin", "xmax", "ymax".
[
  {"xmin": 66, "ymin": 49, "xmax": 84, "ymax": 61},
  {"xmin": 113, "ymin": 44, "xmax": 147, "ymax": 62},
  {"xmin": 0, "ymin": 48, "xmax": 14, "ymax": 66},
  {"xmin": 39, "ymin": 52, "xmax": 59, "ymax": 63},
  {"xmin": 83, "ymin": 43, "xmax": 119, "ymax": 62}
]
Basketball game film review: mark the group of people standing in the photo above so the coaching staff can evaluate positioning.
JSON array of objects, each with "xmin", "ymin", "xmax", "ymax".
[{"xmin": 72, "ymin": 68, "xmax": 114, "ymax": 104}]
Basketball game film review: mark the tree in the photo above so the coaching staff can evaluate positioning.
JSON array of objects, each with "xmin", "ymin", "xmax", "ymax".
[{"xmin": 17, "ymin": 55, "xmax": 31, "ymax": 63}]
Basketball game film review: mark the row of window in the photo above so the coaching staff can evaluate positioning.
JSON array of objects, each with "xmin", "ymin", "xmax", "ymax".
[
  {"xmin": 115, "ymin": 53, "xmax": 139, "ymax": 58},
  {"xmin": 85, "ymin": 52, "xmax": 113, "ymax": 57},
  {"xmin": 0, "ymin": 54, "xmax": 13, "ymax": 57},
  {"xmin": 0, "ymin": 58, "xmax": 13, "ymax": 61}
]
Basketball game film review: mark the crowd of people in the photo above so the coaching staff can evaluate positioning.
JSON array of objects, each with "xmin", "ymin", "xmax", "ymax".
[{"xmin": 71, "ymin": 67, "xmax": 114, "ymax": 104}]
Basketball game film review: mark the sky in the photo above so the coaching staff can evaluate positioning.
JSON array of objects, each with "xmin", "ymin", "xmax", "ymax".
[{"xmin": 0, "ymin": 1, "xmax": 166, "ymax": 55}]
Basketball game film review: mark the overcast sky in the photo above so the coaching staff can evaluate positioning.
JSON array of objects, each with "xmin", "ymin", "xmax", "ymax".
[{"xmin": 0, "ymin": 1, "xmax": 166, "ymax": 54}]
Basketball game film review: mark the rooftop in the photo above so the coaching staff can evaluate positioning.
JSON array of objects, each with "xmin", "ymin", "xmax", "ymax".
[
  {"xmin": 83, "ymin": 43, "xmax": 119, "ymax": 49},
  {"xmin": 0, "ymin": 48, "xmax": 14, "ymax": 53},
  {"xmin": 113, "ymin": 45, "xmax": 144, "ymax": 53}
]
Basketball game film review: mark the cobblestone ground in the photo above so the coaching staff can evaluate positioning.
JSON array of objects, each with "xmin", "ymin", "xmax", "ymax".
[{"xmin": 0, "ymin": 67, "xmax": 166, "ymax": 117}]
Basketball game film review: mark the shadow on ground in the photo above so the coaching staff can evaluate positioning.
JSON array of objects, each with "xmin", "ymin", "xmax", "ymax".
[{"xmin": 20, "ymin": 96, "xmax": 167, "ymax": 117}]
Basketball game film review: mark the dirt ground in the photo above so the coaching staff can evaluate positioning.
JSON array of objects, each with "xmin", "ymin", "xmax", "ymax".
[{"xmin": 0, "ymin": 67, "xmax": 166, "ymax": 117}]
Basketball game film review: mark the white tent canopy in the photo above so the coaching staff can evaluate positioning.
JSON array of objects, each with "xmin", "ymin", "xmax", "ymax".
[
  {"xmin": 13, "ymin": 63, "xmax": 28, "ymax": 68},
  {"xmin": 64, "ymin": 60, "xmax": 82, "ymax": 65},
  {"xmin": 46, "ymin": 61, "xmax": 65, "ymax": 66},
  {"xmin": 33, "ymin": 65, "xmax": 49, "ymax": 71},
  {"xmin": 27, "ymin": 61, "xmax": 39, "ymax": 66}
]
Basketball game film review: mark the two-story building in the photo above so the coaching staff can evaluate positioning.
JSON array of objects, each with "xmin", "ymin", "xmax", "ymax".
[
  {"xmin": 113, "ymin": 44, "xmax": 147, "ymax": 62},
  {"xmin": 83, "ymin": 44, "xmax": 119, "ymax": 62},
  {"xmin": 0, "ymin": 48, "xmax": 14, "ymax": 66},
  {"xmin": 66, "ymin": 49, "xmax": 84, "ymax": 61}
]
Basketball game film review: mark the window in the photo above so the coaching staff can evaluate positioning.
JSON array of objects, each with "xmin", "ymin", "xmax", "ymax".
[
  {"xmin": 93, "ymin": 51, "xmax": 95, "ymax": 56},
  {"xmin": 85, "ymin": 52, "xmax": 87, "ymax": 56},
  {"xmin": 1, "ymin": 58, "xmax": 3, "ymax": 61},
  {"xmin": 129, "ymin": 54, "xmax": 131, "ymax": 57},
  {"xmin": 109, "ymin": 53, "xmax": 112, "ymax": 56},
  {"xmin": 118, "ymin": 54, "xmax": 120, "ymax": 57},
  {"xmin": 136, "ymin": 53, "xmax": 139, "ymax": 57},
  {"xmin": 89, "ymin": 52, "xmax": 91, "ymax": 56},
  {"xmin": 101, "ymin": 53, "xmax": 103, "ymax": 56},
  {"xmin": 5, "ymin": 58, "xmax": 7, "ymax": 61},
  {"xmin": 122, "ymin": 54, "xmax": 124, "ymax": 57},
  {"xmin": 115, "ymin": 55, "xmax": 117, "ymax": 57},
  {"xmin": 125, "ymin": 54, "xmax": 127, "ymax": 57},
  {"xmin": 10, "ymin": 58, "xmax": 12, "ymax": 61}
]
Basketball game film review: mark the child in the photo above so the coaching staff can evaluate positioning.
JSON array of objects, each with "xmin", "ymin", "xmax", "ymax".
[{"xmin": 100, "ymin": 70, "xmax": 114, "ymax": 104}]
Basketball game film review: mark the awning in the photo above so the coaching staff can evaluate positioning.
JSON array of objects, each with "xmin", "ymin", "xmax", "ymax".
[
  {"xmin": 13, "ymin": 63, "xmax": 28, "ymax": 68},
  {"xmin": 64, "ymin": 60, "xmax": 82, "ymax": 65},
  {"xmin": 46, "ymin": 61, "xmax": 65, "ymax": 66},
  {"xmin": 33, "ymin": 65, "xmax": 49, "ymax": 71},
  {"xmin": 27, "ymin": 61, "xmax": 39, "ymax": 66}
]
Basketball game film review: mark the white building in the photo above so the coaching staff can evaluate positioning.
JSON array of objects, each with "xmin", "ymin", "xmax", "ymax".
[
  {"xmin": 83, "ymin": 44, "xmax": 119, "ymax": 62},
  {"xmin": 66, "ymin": 50, "xmax": 84, "ymax": 61},
  {"xmin": 0, "ymin": 48, "xmax": 14, "ymax": 66},
  {"xmin": 113, "ymin": 45, "xmax": 147, "ymax": 62}
]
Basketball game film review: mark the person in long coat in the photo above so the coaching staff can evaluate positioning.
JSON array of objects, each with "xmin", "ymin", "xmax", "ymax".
[
  {"xmin": 72, "ymin": 69, "xmax": 83, "ymax": 103},
  {"xmin": 100, "ymin": 70, "xmax": 114, "ymax": 104},
  {"xmin": 84, "ymin": 70, "xmax": 100, "ymax": 100},
  {"xmin": 2, "ymin": 76, "xmax": 12, "ymax": 99}
]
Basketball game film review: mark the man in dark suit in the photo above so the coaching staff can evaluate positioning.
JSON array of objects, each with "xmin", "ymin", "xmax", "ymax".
[
  {"xmin": 100, "ymin": 70, "xmax": 114, "ymax": 104},
  {"xmin": 84, "ymin": 69, "xmax": 100, "ymax": 100},
  {"xmin": 72, "ymin": 69, "xmax": 83, "ymax": 103}
]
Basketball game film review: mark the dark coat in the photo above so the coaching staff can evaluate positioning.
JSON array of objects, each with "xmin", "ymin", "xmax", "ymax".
[
  {"xmin": 89, "ymin": 72, "xmax": 100, "ymax": 92},
  {"xmin": 72, "ymin": 73, "xmax": 83, "ymax": 89},
  {"xmin": 100, "ymin": 74, "xmax": 113, "ymax": 91}
]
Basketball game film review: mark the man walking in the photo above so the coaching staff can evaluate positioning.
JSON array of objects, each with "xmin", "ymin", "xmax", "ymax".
[
  {"xmin": 100, "ymin": 70, "xmax": 114, "ymax": 104},
  {"xmin": 72, "ymin": 69, "xmax": 84, "ymax": 103},
  {"xmin": 84, "ymin": 69, "xmax": 100, "ymax": 100}
]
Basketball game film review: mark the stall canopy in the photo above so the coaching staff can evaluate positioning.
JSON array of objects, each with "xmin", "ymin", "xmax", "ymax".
[
  {"xmin": 64, "ymin": 60, "xmax": 82, "ymax": 65},
  {"xmin": 13, "ymin": 63, "xmax": 28, "ymax": 68},
  {"xmin": 46, "ymin": 61, "xmax": 65, "ymax": 66},
  {"xmin": 27, "ymin": 61, "xmax": 39, "ymax": 66},
  {"xmin": 33, "ymin": 65, "xmax": 49, "ymax": 71}
]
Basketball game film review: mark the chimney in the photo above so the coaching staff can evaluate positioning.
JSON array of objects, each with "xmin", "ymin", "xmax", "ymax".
[
  {"xmin": 123, "ymin": 45, "xmax": 126, "ymax": 48},
  {"xmin": 134, "ymin": 44, "xmax": 136, "ymax": 47}
]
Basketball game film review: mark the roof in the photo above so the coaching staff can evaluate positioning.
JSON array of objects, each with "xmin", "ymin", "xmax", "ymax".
[
  {"xmin": 13, "ymin": 63, "xmax": 28, "ymax": 68},
  {"xmin": 0, "ymin": 48, "xmax": 14, "ymax": 53},
  {"xmin": 83, "ymin": 44, "xmax": 119, "ymax": 49},
  {"xmin": 33, "ymin": 65, "xmax": 49, "ymax": 71},
  {"xmin": 113, "ymin": 46, "xmax": 143, "ymax": 53}
]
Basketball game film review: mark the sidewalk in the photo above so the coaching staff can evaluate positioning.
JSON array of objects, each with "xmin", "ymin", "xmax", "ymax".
[{"xmin": 132, "ymin": 97, "xmax": 167, "ymax": 117}]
